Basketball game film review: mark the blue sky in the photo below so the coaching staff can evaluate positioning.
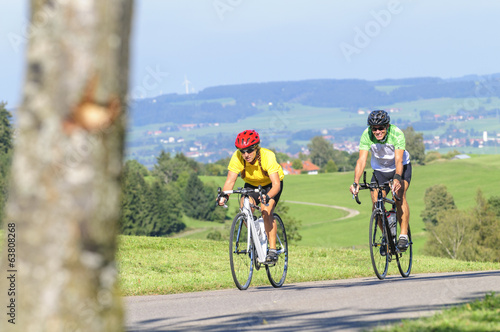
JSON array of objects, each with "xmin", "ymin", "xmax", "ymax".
[{"xmin": 2, "ymin": 0, "xmax": 500, "ymax": 107}]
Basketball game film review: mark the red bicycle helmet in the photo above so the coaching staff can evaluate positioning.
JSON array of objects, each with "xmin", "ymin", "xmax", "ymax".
[{"xmin": 235, "ymin": 130, "xmax": 260, "ymax": 149}]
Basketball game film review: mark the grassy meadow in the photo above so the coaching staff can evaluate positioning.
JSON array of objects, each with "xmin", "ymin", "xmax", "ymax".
[
  {"xmin": 373, "ymin": 292, "xmax": 500, "ymax": 331},
  {"xmin": 117, "ymin": 236, "xmax": 500, "ymax": 296}
]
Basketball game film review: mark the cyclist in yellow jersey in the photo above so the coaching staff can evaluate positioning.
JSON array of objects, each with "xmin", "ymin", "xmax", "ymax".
[{"xmin": 218, "ymin": 130, "xmax": 285, "ymax": 263}]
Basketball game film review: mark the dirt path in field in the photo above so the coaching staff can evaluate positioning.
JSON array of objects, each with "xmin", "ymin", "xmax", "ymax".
[
  {"xmin": 284, "ymin": 200, "xmax": 359, "ymax": 221},
  {"xmin": 170, "ymin": 228, "xmax": 208, "ymax": 238},
  {"xmin": 172, "ymin": 201, "xmax": 359, "ymax": 238}
]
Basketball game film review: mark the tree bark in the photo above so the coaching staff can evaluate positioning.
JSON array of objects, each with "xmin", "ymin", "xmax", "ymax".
[{"xmin": 1, "ymin": 0, "xmax": 133, "ymax": 331}]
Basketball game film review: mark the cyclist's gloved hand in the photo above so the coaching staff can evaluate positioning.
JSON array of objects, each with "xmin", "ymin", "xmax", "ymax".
[
  {"xmin": 350, "ymin": 182, "xmax": 359, "ymax": 195},
  {"xmin": 393, "ymin": 181, "xmax": 402, "ymax": 193},
  {"xmin": 218, "ymin": 194, "xmax": 229, "ymax": 206},
  {"xmin": 259, "ymin": 194, "xmax": 270, "ymax": 204},
  {"xmin": 391, "ymin": 174, "xmax": 402, "ymax": 194},
  {"xmin": 264, "ymin": 194, "xmax": 270, "ymax": 204}
]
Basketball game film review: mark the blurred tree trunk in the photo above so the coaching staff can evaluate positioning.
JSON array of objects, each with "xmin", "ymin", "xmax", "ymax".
[{"xmin": 0, "ymin": 1, "xmax": 133, "ymax": 331}]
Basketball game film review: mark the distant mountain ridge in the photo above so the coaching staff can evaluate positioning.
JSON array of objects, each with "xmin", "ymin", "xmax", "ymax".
[{"xmin": 130, "ymin": 74, "xmax": 500, "ymax": 126}]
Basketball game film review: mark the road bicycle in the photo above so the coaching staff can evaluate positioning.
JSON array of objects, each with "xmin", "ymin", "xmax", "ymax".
[
  {"xmin": 217, "ymin": 186, "xmax": 288, "ymax": 290},
  {"xmin": 353, "ymin": 171, "xmax": 413, "ymax": 279}
]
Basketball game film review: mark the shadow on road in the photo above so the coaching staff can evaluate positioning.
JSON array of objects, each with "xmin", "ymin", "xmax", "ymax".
[
  {"xmin": 126, "ymin": 270, "xmax": 500, "ymax": 332},
  {"xmin": 126, "ymin": 301, "xmax": 463, "ymax": 332}
]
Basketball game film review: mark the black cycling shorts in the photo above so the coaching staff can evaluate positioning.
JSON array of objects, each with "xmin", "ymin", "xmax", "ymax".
[
  {"xmin": 371, "ymin": 163, "xmax": 412, "ymax": 186},
  {"xmin": 244, "ymin": 181, "xmax": 283, "ymax": 206}
]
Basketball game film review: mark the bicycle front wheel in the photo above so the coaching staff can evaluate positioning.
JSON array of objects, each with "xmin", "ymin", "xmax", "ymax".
[
  {"xmin": 369, "ymin": 211, "xmax": 389, "ymax": 280},
  {"xmin": 396, "ymin": 225, "xmax": 413, "ymax": 277},
  {"xmin": 265, "ymin": 213, "xmax": 288, "ymax": 288},
  {"xmin": 229, "ymin": 213, "xmax": 253, "ymax": 290}
]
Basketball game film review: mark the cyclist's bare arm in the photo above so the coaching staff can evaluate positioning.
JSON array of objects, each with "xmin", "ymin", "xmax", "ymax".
[
  {"xmin": 351, "ymin": 150, "xmax": 369, "ymax": 195},
  {"xmin": 262, "ymin": 172, "xmax": 281, "ymax": 204},
  {"xmin": 219, "ymin": 171, "xmax": 238, "ymax": 206}
]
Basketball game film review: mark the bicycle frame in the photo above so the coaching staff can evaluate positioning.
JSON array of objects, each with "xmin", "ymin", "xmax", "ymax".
[
  {"xmin": 359, "ymin": 174, "xmax": 398, "ymax": 248},
  {"xmin": 218, "ymin": 186, "xmax": 289, "ymax": 289},
  {"xmin": 219, "ymin": 187, "xmax": 268, "ymax": 263},
  {"xmin": 354, "ymin": 171, "xmax": 412, "ymax": 279},
  {"xmin": 241, "ymin": 195, "xmax": 268, "ymax": 263},
  {"xmin": 374, "ymin": 189, "xmax": 398, "ymax": 254}
]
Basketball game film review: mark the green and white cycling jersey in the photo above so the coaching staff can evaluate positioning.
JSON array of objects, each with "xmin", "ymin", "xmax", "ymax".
[{"xmin": 359, "ymin": 124, "xmax": 411, "ymax": 172}]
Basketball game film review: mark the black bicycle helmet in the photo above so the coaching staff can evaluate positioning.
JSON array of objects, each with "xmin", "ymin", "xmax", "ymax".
[{"xmin": 367, "ymin": 110, "xmax": 390, "ymax": 126}]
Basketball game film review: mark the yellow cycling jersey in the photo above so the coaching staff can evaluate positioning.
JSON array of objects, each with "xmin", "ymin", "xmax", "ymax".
[{"xmin": 228, "ymin": 147, "xmax": 285, "ymax": 186}]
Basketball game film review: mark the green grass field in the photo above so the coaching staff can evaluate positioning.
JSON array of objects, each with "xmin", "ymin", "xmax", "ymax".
[
  {"xmin": 373, "ymin": 292, "xmax": 500, "ymax": 331},
  {"xmin": 117, "ymin": 236, "xmax": 500, "ymax": 296}
]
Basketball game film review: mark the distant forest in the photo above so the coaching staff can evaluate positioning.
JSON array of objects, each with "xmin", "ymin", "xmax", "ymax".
[{"xmin": 130, "ymin": 74, "xmax": 500, "ymax": 126}]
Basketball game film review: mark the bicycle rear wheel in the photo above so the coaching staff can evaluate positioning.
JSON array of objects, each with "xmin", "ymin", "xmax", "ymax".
[
  {"xmin": 369, "ymin": 211, "xmax": 389, "ymax": 280},
  {"xmin": 229, "ymin": 213, "xmax": 253, "ymax": 290},
  {"xmin": 396, "ymin": 225, "xmax": 413, "ymax": 277},
  {"xmin": 265, "ymin": 213, "xmax": 288, "ymax": 288}
]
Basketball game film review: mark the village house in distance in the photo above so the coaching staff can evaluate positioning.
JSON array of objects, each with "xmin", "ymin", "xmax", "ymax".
[{"xmin": 280, "ymin": 160, "xmax": 320, "ymax": 175}]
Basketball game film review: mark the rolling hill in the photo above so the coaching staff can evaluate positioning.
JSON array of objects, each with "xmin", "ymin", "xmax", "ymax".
[{"xmin": 126, "ymin": 74, "xmax": 500, "ymax": 165}]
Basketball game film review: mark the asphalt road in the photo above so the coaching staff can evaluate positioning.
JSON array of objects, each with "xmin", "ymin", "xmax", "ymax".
[{"xmin": 125, "ymin": 270, "xmax": 500, "ymax": 331}]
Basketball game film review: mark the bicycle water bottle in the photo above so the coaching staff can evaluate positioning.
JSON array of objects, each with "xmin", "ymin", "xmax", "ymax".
[
  {"xmin": 387, "ymin": 210, "xmax": 397, "ymax": 237},
  {"xmin": 255, "ymin": 217, "xmax": 267, "ymax": 243}
]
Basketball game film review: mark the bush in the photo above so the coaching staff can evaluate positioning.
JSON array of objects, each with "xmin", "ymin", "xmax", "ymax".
[{"xmin": 425, "ymin": 151, "xmax": 441, "ymax": 163}]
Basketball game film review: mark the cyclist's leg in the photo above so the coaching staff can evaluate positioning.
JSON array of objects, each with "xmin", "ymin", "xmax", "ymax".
[
  {"xmin": 240, "ymin": 195, "xmax": 257, "ymax": 214},
  {"xmin": 369, "ymin": 188, "xmax": 384, "ymax": 232},
  {"xmin": 261, "ymin": 181, "xmax": 283, "ymax": 251},
  {"xmin": 371, "ymin": 172, "xmax": 389, "ymax": 232},
  {"xmin": 242, "ymin": 182, "xmax": 276, "ymax": 249},
  {"xmin": 242, "ymin": 183, "xmax": 259, "ymax": 213},
  {"xmin": 395, "ymin": 163, "xmax": 412, "ymax": 237},
  {"xmin": 261, "ymin": 199, "xmax": 277, "ymax": 249},
  {"xmin": 396, "ymin": 181, "xmax": 410, "ymax": 236}
]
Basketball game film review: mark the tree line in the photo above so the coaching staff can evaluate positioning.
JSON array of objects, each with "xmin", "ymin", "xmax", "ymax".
[{"xmin": 120, "ymin": 151, "xmax": 226, "ymax": 237}]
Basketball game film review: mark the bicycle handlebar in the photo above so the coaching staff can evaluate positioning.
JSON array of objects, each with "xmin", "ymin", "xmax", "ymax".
[
  {"xmin": 216, "ymin": 186, "xmax": 269, "ymax": 208},
  {"xmin": 353, "ymin": 171, "xmax": 401, "ymax": 205},
  {"xmin": 353, "ymin": 183, "xmax": 362, "ymax": 204}
]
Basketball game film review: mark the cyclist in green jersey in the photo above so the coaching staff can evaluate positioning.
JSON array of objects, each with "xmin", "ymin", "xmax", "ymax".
[{"xmin": 349, "ymin": 110, "xmax": 412, "ymax": 251}]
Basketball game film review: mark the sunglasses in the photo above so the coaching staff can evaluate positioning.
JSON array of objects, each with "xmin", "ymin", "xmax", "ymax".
[
  {"xmin": 371, "ymin": 126, "xmax": 386, "ymax": 132},
  {"xmin": 239, "ymin": 147, "xmax": 256, "ymax": 154}
]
